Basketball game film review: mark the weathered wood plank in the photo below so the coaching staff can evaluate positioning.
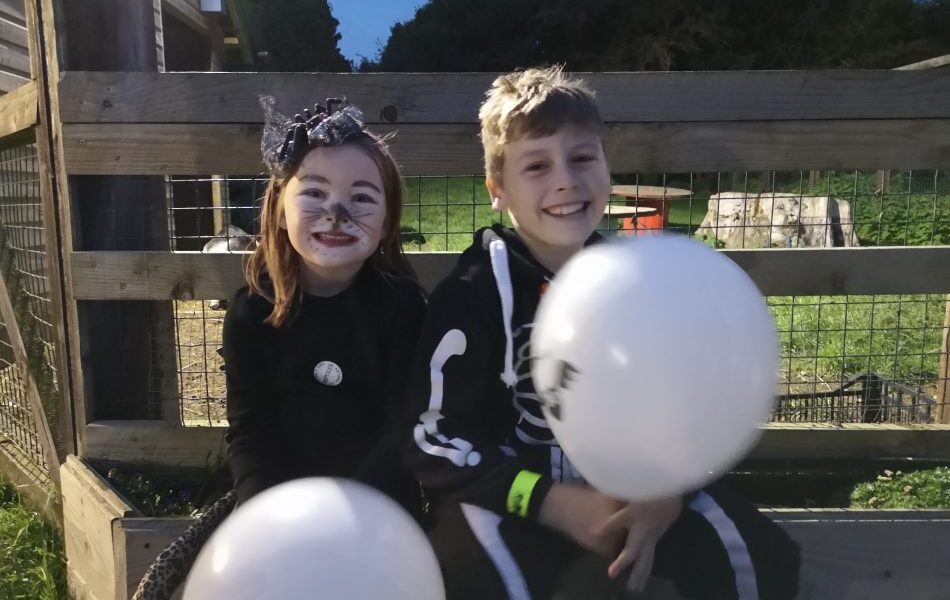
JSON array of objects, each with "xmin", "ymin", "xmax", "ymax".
[
  {"xmin": 0, "ymin": 80, "xmax": 37, "ymax": 139},
  {"xmin": 61, "ymin": 119, "xmax": 950, "ymax": 176},
  {"xmin": 116, "ymin": 518, "xmax": 187, "ymax": 600},
  {"xmin": 0, "ymin": 0, "xmax": 25, "ymax": 24},
  {"xmin": 28, "ymin": 0, "xmax": 84, "ymax": 456},
  {"xmin": 69, "ymin": 246, "xmax": 950, "ymax": 301},
  {"xmin": 83, "ymin": 420, "xmax": 950, "ymax": 468},
  {"xmin": 58, "ymin": 0, "xmax": 179, "ymax": 426},
  {"xmin": 113, "ymin": 509, "xmax": 950, "ymax": 600},
  {"xmin": 161, "ymin": 0, "xmax": 207, "ymax": 34},
  {"xmin": 937, "ymin": 297, "xmax": 950, "ymax": 424},
  {"xmin": 0, "ymin": 69, "xmax": 29, "ymax": 94},
  {"xmin": 0, "ymin": 12, "xmax": 28, "ymax": 49},
  {"xmin": 62, "ymin": 455, "xmax": 137, "ymax": 600},
  {"xmin": 85, "ymin": 420, "xmax": 227, "ymax": 467},
  {"xmin": 57, "ymin": 70, "xmax": 950, "ymax": 124},
  {"xmin": 0, "ymin": 39, "xmax": 31, "ymax": 77},
  {"xmin": 752, "ymin": 422, "xmax": 950, "ymax": 461},
  {"xmin": 153, "ymin": 0, "xmax": 165, "ymax": 74},
  {"xmin": 764, "ymin": 511, "xmax": 950, "ymax": 600}
]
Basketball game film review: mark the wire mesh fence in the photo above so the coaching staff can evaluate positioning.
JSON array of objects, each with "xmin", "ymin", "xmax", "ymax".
[
  {"xmin": 0, "ymin": 140, "xmax": 58, "ymax": 486},
  {"xmin": 771, "ymin": 294, "xmax": 945, "ymax": 424},
  {"xmin": 159, "ymin": 169, "xmax": 949, "ymax": 426},
  {"xmin": 162, "ymin": 169, "xmax": 950, "ymax": 251}
]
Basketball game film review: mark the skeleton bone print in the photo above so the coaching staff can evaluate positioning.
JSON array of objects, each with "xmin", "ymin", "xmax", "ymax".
[{"xmin": 510, "ymin": 324, "xmax": 583, "ymax": 483}]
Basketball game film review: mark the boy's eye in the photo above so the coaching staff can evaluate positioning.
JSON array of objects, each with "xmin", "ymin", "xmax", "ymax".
[
  {"xmin": 525, "ymin": 162, "xmax": 548, "ymax": 173},
  {"xmin": 573, "ymin": 154, "xmax": 597, "ymax": 163},
  {"xmin": 353, "ymin": 193, "xmax": 378, "ymax": 204}
]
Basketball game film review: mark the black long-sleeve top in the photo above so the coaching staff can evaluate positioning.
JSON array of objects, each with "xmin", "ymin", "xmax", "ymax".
[
  {"xmin": 406, "ymin": 225, "xmax": 602, "ymax": 520},
  {"xmin": 223, "ymin": 268, "xmax": 426, "ymax": 514}
]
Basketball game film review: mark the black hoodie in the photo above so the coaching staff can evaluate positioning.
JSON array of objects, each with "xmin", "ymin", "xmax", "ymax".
[
  {"xmin": 224, "ymin": 268, "xmax": 426, "ymax": 515},
  {"xmin": 407, "ymin": 224, "xmax": 601, "ymax": 521}
]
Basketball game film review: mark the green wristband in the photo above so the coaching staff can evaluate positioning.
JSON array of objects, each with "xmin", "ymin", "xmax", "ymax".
[{"xmin": 507, "ymin": 470, "xmax": 543, "ymax": 518}]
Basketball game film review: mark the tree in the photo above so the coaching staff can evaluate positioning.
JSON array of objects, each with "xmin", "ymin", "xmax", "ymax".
[
  {"xmin": 240, "ymin": 0, "xmax": 351, "ymax": 72},
  {"xmin": 376, "ymin": 0, "xmax": 547, "ymax": 71},
  {"xmin": 375, "ymin": 0, "xmax": 950, "ymax": 72}
]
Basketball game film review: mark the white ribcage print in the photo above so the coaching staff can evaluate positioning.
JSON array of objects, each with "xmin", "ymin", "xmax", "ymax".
[{"xmin": 510, "ymin": 324, "xmax": 557, "ymax": 446}]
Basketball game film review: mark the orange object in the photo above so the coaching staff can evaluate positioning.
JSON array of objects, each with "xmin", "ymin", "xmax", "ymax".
[{"xmin": 610, "ymin": 185, "xmax": 691, "ymax": 235}]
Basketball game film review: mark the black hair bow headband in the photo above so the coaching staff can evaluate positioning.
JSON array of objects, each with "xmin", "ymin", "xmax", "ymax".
[{"xmin": 259, "ymin": 95, "xmax": 367, "ymax": 178}]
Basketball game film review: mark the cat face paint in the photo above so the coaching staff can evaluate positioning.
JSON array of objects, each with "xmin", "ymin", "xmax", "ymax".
[{"xmin": 280, "ymin": 145, "xmax": 387, "ymax": 276}]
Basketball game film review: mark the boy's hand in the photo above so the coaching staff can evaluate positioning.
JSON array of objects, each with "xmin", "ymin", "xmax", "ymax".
[
  {"xmin": 538, "ymin": 483, "xmax": 625, "ymax": 555},
  {"xmin": 595, "ymin": 496, "xmax": 683, "ymax": 592}
]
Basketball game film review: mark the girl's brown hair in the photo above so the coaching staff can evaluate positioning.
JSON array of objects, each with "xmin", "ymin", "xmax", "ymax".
[{"xmin": 245, "ymin": 132, "xmax": 414, "ymax": 326}]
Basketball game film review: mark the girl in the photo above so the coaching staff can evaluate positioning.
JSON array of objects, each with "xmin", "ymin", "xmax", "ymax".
[
  {"xmin": 223, "ymin": 96, "xmax": 426, "ymax": 513},
  {"xmin": 134, "ymin": 97, "xmax": 426, "ymax": 600}
]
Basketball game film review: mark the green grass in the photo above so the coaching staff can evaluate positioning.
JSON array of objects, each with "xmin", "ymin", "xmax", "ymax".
[
  {"xmin": 398, "ymin": 175, "xmax": 710, "ymax": 252},
  {"xmin": 400, "ymin": 176, "xmax": 499, "ymax": 252},
  {"xmin": 399, "ymin": 171, "xmax": 950, "ymax": 251},
  {"xmin": 397, "ymin": 172, "xmax": 948, "ymax": 404},
  {"xmin": 770, "ymin": 295, "xmax": 945, "ymax": 391},
  {"xmin": 851, "ymin": 467, "xmax": 950, "ymax": 509},
  {"xmin": 0, "ymin": 480, "xmax": 67, "ymax": 600}
]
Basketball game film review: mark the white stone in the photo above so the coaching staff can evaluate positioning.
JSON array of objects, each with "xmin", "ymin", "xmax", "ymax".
[{"xmin": 696, "ymin": 192, "xmax": 857, "ymax": 248}]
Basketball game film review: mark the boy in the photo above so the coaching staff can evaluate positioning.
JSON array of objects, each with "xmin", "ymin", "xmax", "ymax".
[{"xmin": 406, "ymin": 66, "xmax": 800, "ymax": 599}]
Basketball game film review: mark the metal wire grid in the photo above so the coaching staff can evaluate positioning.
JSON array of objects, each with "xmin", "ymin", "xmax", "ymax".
[
  {"xmin": 0, "ymin": 142, "xmax": 55, "ymax": 485},
  {"xmin": 163, "ymin": 170, "xmax": 948, "ymax": 425},
  {"xmin": 162, "ymin": 170, "xmax": 950, "ymax": 251},
  {"xmin": 771, "ymin": 294, "xmax": 945, "ymax": 424},
  {"xmin": 0, "ymin": 319, "xmax": 51, "ymax": 487}
]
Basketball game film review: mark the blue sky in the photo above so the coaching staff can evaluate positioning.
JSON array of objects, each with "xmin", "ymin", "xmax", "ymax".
[{"xmin": 330, "ymin": 0, "xmax": 424, "ymax": 63}]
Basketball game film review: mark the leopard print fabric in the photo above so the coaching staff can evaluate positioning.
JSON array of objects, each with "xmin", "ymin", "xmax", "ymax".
[{"xmin": 132, "ymin": 490, "xmax": 238, "ymax": 600}]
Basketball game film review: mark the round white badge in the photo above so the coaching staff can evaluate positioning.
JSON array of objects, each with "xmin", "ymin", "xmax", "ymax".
[{"xmin": 313, "ymin": 361, "xmax": 343, "ymax": 387}]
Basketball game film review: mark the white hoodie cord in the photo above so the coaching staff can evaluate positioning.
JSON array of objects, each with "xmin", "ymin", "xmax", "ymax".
[{"xmin": 489, "ymin": 238, "xmax": 518, "ymax": 388}]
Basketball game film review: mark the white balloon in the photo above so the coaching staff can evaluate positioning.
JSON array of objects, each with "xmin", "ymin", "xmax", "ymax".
[
  {"xmin": 183, "ymin": 478, "xmax": 445, "ymax": 600},
  {"xmin": 531, "ymin": 235, "xmax": 778, "ymax": 501}
]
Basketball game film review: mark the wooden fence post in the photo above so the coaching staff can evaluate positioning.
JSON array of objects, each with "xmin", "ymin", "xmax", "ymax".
[
  {"xmin": 56, "ymin": 0, "xmax": 179, "ymax": 423},
  {"xmin": 938, "ymin": 296, "xmax": 950, "ymax": 424},
  {"xmin": 24, "ymin": 0, "xmax": 82, "ymax": 459}
]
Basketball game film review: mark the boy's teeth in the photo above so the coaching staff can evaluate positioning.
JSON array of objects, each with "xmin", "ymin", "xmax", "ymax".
[{"xmin": 546, "ymin": 202, "xmax": 586, "ymax": 216}]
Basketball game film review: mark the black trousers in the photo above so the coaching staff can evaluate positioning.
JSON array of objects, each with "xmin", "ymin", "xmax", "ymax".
[{"xmin": 426, "ymin": 483, "xmax": 800, "ymax": 600}]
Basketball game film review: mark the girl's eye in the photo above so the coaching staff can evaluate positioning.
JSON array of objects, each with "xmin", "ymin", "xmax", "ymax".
[
  {"xmin": 353, "ymin": 193, "xmax": 378, "ymax": 204},
  {"xmin": 301, "ymin": 188, "xmax": 326, "ymax": 199}
]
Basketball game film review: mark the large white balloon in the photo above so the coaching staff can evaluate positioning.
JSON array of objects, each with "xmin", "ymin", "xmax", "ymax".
[
  {"xmin": 183, "ymin": 478, "xmax": 445, "ymax": 600},
  {"xmin": 531, "ymin": 235, "xmax": 778, "ymax": 501}
]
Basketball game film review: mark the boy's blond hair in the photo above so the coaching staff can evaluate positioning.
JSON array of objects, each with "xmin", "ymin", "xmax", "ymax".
[{"xmin": 478, "ymin": 65, "xmax": 606, "ymax": 184}]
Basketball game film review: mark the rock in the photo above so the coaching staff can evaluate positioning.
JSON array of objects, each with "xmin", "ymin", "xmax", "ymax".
[{"xmin": 696, "ymin": 192, "xmax": 857, "ymax": 249}]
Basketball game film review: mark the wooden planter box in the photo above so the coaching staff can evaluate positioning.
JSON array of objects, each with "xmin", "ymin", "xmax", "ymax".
[
  {"xmin": 62, "ymin": 453, "xmax": 950, "ymax": 600},
  {"xmin": 61, "ymin": 455, "xmax": 191, "ymax": 600}
]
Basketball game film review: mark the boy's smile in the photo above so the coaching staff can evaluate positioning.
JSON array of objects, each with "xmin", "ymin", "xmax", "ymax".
[{"xmin": 543, "ymin": 200, "xmax": 591, "ymax": 218}]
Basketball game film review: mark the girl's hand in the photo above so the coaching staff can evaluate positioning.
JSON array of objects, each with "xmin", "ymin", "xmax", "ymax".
[
  {"xmin": 595, "ymin": 496, "xmax": 683, "ymax": 592},
  {"xmin": 538, "ymin": 483, "xmax": 625, "ymax": 555}
]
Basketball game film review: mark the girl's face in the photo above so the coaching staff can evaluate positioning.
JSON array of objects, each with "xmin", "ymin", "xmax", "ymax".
[{"xmin": 279, "ymin": 144, "xmax": 387, "ymax": 281}]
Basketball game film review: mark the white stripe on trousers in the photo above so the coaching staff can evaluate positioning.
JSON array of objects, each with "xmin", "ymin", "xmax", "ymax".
[
  {"xmin": 689, "ymin": 491, "xmax": 760, "ymax": 600},
  {"xmin": 460, "ymin": 503, "xmax": 532, "ymax": 600}
]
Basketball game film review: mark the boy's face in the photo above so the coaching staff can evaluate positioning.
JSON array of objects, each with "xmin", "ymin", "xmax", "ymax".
[{"xmin": 491, "ymin": 124, "xmax": 609, "ymax": 253}]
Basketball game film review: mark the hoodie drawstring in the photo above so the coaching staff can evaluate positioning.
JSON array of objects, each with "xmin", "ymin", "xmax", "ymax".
[{"xmin": 489, "ymin": 238, "xmax": 518, "ymax": 388}]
